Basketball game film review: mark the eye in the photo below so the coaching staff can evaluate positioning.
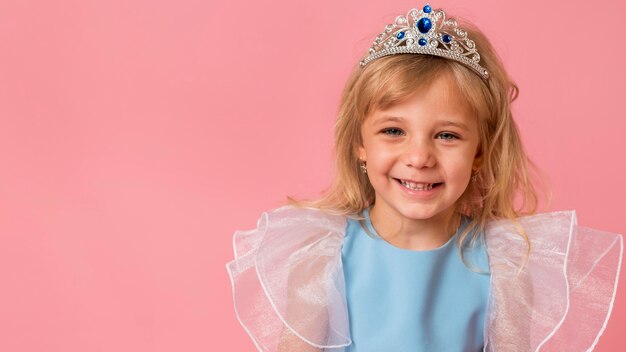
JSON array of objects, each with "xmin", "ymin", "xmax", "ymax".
[
  {"xmin": 381, "ymin": 128, "xmax": 404, "ymax": 136},
  {"xmin": 436, "ymin": 132, "xmax": 459, "ymax": 140}
]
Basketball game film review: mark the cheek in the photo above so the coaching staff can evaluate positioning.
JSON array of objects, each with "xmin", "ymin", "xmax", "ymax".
[
  {"xmin": 446, "ymin": 153, "xmax": 475, "ymax": 179},
  {"xmin": 367, "ymin": 154, "xmax": 392, "ymax": 173},
  {"xmin": 368, "ymin": 147, "xmax": 398, "ymax": 166}
]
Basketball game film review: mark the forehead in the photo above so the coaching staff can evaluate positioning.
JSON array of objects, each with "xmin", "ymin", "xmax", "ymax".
[
  {"xmin": 369, "ymin": 64, "xmax": 472, "ymax": 109},
  {"xmin": 367, "ymin": 72, "xmax": 475, "ymax": 125}
]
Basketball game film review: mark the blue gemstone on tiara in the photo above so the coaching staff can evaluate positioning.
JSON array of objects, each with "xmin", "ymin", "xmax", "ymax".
[
  {"xmin": 418, "ymin": 38, "xmax": 427, "ymax": 46},
  {"xmin": 417, "ymin": 18, "xmax": 432, "ymax": 34},
  {"xmin": 423, "ymin": 4, "xmax": 432, "ymax": 13},
  {"xmin": 396, "ymin": 31, "xmax": 405, "ymax": 40},
  {"xmin": 442, "ymin": 34, "xmax": 451, "ymax": 43}
]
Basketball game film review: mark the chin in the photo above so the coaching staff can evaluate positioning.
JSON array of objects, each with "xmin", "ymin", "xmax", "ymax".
[{"xmin": 399, "ymin": 207, "xmax": 446, "ymax": 221}]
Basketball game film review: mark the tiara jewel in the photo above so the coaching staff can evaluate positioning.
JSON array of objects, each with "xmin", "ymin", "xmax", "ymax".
[{"xmin": 359, "ymin": 3, "xmax": 489, "ymax": 79}]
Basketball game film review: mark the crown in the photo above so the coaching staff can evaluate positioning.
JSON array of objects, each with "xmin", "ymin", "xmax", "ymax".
[{"xmin": 359, "ymin": 3, "xmax": 489, "ymax": 79}]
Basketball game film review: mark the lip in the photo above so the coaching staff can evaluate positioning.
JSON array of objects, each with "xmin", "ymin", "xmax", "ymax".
[
  {"xmin": 393, "ymin": 178, "xmax": 443, "ymax": 199},
  {"xmin": 395, "ymin": 178, "xmax": 441, "ymax": 184}
]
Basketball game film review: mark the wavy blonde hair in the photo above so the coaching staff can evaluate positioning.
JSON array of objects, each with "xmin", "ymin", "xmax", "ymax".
[{"xmin": 286, "ymin": 21, "xmax": 547, "ymax": 268}]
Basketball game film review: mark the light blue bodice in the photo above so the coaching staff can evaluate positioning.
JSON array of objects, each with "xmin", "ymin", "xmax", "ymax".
[{"xmin": 341, "ymin": 208, "xmax": 490, "ymax": 352}]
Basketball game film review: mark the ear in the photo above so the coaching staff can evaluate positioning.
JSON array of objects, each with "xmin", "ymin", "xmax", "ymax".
[
  {"xmin": 472, "ymin": 149, "xmax": 482, "ymax": 170},
  {"xmin": 356, "ymin": 145, "xmax": 366, "ymax": 161}
]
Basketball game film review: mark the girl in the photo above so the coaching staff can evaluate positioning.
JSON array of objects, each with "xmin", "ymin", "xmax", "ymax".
[{"xmin": 226, "ymin": 3, "xmax": 623, "ymax": 351}]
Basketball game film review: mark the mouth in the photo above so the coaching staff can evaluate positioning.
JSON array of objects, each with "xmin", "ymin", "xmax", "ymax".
[{"xmin": 393, "ymin": 178, "xmax": 443, "ymax": 191}]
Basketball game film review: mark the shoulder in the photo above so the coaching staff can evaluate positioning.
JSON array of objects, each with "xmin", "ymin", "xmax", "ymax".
[
  {"xmin": 233, "ymin": 205, "xmax": 349, "ymax": 261},
  {"xmin": 483, "ymin": 210, "xmax": 622, "ymax": 260},
  {"xmin": 485, "ymin": 210, "xmax": 576, "ymax": 237},
  {"xmin": 482, "ymin": 210, "xmax": 623, "ymax": 350},
  {"xmin": 266, "ymin": 205, "xmax": 348, "ymax": 227},
  {"xmin": 483, "ymin": 211, "xmax": 577, "ymax": 256}
]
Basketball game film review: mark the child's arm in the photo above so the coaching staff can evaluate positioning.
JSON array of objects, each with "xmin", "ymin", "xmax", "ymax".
[
  {"xmin": 277, "ymin": 329, "xmax": 322, "ymax": 352},
  {"xmin": 276, "ymin": 257, "xmax": 330, "ymax": 352},
  {"xmin": 496, "ymin": 266, "xmax": 533, "ymax": 350}
]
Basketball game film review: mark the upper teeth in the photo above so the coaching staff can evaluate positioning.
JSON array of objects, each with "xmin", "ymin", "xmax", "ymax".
[{"xmin": 400, "ymin": 180, "xmax": 434, "ymax": 190}]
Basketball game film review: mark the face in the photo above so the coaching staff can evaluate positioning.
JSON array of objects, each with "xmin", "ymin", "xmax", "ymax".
[{"xmin": 358, "ymin": 72, "xmax": 481, "ymax": 224}]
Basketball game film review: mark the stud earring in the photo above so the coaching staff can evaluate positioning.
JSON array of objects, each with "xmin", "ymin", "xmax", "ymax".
[{"xmin": 359, "ymin": 159, "xmax": 367, "ymax": 174}]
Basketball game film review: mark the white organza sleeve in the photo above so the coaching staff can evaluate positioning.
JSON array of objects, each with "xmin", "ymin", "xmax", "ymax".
[
  {"xmin": 484, "ymin": 211, "xmax": 623, "ymax": 352},
  {"xmin": 226, "ymin": 206, "xmax": 352, "ymax": 352}
]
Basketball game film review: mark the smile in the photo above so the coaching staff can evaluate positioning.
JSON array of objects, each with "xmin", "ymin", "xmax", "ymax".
[{"xmin": 394, "ymin": 178, "xmax": 443, "ymax": 191}]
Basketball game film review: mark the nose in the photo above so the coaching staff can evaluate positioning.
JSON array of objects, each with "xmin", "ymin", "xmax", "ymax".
[{"xmin": 403, "ymin": 136, "xmax": 436, "ymax": 168}]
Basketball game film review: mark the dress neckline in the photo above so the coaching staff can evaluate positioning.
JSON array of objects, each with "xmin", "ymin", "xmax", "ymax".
[{"xmin": 360, "ymin": 206, "xmax": 460, "ymax": 253}]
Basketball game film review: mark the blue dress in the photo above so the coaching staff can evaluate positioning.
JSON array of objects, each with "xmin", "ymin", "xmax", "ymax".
[
  {"xmin": 341, "ymin": 207, "xmax": 491, "ymax": 352},
  {"xmin": 227, "ymin": 206, "xmax": 622, "ymax": 351}
]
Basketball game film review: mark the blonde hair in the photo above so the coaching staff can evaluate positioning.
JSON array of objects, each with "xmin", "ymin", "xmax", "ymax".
[{"xmin": 286, "ymin": 21, "xmax": 546, "ymax": 268}]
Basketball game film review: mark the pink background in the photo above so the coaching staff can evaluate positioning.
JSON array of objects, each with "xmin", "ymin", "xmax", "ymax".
[{"xmin": 0, "ymin": 0, "xmax": 624, "ymax": 350}]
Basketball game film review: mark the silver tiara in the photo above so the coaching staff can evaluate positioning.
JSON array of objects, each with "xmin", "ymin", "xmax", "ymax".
[{"xmin": 359, "ymin": 3, "xmax": 489, "ymax": 79}]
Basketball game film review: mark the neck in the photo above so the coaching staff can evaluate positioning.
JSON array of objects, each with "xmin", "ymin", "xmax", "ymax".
[{"xmin": 369, "ymin": 204, "xmax": 460, "ymax": 251}]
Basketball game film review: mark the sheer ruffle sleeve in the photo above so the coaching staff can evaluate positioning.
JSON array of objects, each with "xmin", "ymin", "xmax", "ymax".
[
  {"xmin": 484, "ymin": 211, "xmax": 623, "ymax": 351},
  {"xmin": 226, "ymin": 208, "xmax": 622, "ymax": 351},
  {"xmin": 226, "ymin": 206, "xmax": 351, "ymax": 351}
]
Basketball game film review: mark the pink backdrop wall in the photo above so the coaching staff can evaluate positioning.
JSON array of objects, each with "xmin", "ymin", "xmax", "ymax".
[{"xmin": 0, "ymin": 0, "xmax": 624, "ymax": 350}]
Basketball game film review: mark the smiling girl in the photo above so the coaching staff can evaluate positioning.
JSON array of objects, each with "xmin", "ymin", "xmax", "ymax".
[
  {"xmin": 357, "ymin": 68, "xmax": 481, "ymax": 252},
  {"xmin": 226, "ymin": 3, "xmax": 622, "ymax": 351}
]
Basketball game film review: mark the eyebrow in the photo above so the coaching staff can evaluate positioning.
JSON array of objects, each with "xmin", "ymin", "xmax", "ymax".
[
  {"xmin": 438, "ymin": 120, "xmax": 470, "ymax": 131},
  {"xmin": 374, "ymin": 116, "xmax": 470, "ymax": 131},
  {"xmin": 374, "ymin": 116, "xmax": 405, "ymax": 124}
]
